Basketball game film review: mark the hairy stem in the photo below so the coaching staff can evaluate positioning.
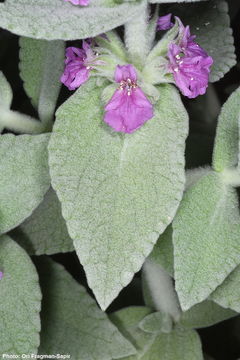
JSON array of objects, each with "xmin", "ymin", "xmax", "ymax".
[
  {"xmin": 124, "ymin": 1, "xmax": 149, "ymax": 68},
  {"xmin": 0, "ymin": 108, "xmax": 45, "ymax": 134}
]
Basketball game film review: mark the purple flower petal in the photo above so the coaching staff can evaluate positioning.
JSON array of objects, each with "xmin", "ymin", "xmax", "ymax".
[
  {"xmin": 64, "ymin": 0, "xmax": 89, "ymax": 6},
  {"xmin": 157, "ymin": 14, "xmax": 174, "ymax": 31},
  {"xmin": 61, "ymin": 41, "xmax": 101, "ymax": 91},
  {"xmin": 167, "ymin": 17, "xmax": 213, "ymax": 98},
  {"xmin": 104, "ymin": 65, "xmax": 153, "ymax": 133},
  {"xmin": 0, "ymin": 271, "xmax": 3, "ymax": 280}
]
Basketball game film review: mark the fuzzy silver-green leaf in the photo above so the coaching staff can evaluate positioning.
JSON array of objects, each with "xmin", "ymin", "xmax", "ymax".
[
  {"xmin": 11, "ymin": 188, "xmax": 73, "ymax": 255},
  {"xmin": 48, "ymin": 80, "xmax": 188, "ymax": 310},
  {"xmin": 19, "ymin": 37, "xmax": 64, "ymax": 127},
  {"xmin": 0, "ymin": 235, "xmax": 41, "ymax": 354},
  {"xmin": 173, "ymin": 171, "xmax": 240, "ymax": 310},
  {"xmin": 0, "ymin": 0, "xmax": 145, "ymax": 41},
  {"xmin": 37, "ymin": 257, "xmax": 136, "ymax": 359},
  {"xmin": 0, "ymin": 134, "xmax": 50, "ymax": 234}
]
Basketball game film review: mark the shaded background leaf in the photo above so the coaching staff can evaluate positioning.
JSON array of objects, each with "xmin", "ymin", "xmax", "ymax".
[
  {"xmin": 19, "ymin": 37, "xmax": 65, "ymax": 128},
  {"xmin": 0, "ymin": 134, "xmax": 50, "ymax": 234},
  {"xmin": 37, "ymin": 257, "xmax": 136, "ymax": 360},
  {"xmin": 0, "ymin": 235, "xmax": 41, "ymax": 355},
  {"xmin": 10, "ymin": 188, "xmax": 74, "ymax": 255}
]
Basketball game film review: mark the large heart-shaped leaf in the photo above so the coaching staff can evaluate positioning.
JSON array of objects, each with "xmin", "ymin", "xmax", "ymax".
[
  {"xmin": 0, "ymin": 133, "xmax": 50, "ymax": 234},
  {"xmin": 0, "ymin": 0, "xmax": 144, "ymax": 41},
  {"xmin": 0, "ymin": 235, "xmax": 41, "ymax": 355},
  {"xmin": 173, "ymin": 171, "xmax": 240, "ymax": 310},
  {"xmin": 37, "ymin": 257, "xmax": 136, "ymax": 359},
  {"xmin": 48, "ymin": 79, "xmax": 188, "ymax": 310}
]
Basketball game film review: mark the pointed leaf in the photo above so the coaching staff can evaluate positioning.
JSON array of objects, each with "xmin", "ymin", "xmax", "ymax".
[
  {"xmin": 168, "ymin": 0, "xmax": 236, "ymax": 82},
  {"xmin": 0, "ymin": 235, "xmax": 41, "ymax": 354},
  {"xmin": 48, "ymin": 80, "xmax": 188, "ymax": 309},
  {"xmin": 0, "ymin": 71, "xmax": 13, "ymax": 109},
  {"xmin": 0, "ymin": 134, "xmax": 50, "ymax": 234},
  {"xmin": 11, "ymin": 188, "xmax": 74, "ymax": 255},
  {"xmin": 213, "ymin": 86, "xmax": 240, "ymax": 172},
  {"xmin": 139, "ymin": 311, "xmax": 172, "ymax": 334},
  {"xmin": 210, "ymin": 264, "xmax": 240, "ymax": 313},
  {"xmin": 173, "ymin": 171, "xmax": 240, "ymax": 310},
  {"xmin": 19, "ymin": 37, "xmax": 65, "ymax": 126},
  {"xmin": 0, "ymin": 0, "xmax": 144, "ymax": 41},
  {"xmin": 179, "ymin": 300, "xmax": 237, "ymax": 329},
  {"xmin": 37, "ymin": 257, "xmax": 135, "ymax": 359}
]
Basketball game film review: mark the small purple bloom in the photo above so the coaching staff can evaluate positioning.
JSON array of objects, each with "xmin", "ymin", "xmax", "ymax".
[
  {"xmin": 157, "ymin": 14, "xmax": 174, "ymax": 31},
  {"xmin": 61, "ymin": 41, "xmax": 102, "ymax": 91},
  {"xmin": 168, "ymin": 17, "xmax": 213, "ymax": 98},
  {"xmin": 0, "ymin": 271, "xmax": 3, "ymax": 280},
  {"xmin": 104, "ymin": 65, "xmax": 154, "ymax": 134},
  {"xmin": 64, "ymin": 0, "xmax": 89, "ymax": 6}
]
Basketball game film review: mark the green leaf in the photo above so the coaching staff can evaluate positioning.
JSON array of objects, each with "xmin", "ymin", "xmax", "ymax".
[
  {"xmin": 48, "ymin": 79, "xmax": 188, "ymax": 310},
  {"xmin": 0, "ymin": 134, "xmax": 50, "ymax": 234},
  {"xmin": 186, "ymin": 167, "xmax": 212, "ymax": 190},
  {"xmin": 37, "ymin": 257, "xmax": 135, "ymax": 359},
  {"xmin": 147, "ymin": 225, "xmax": 174, "ymax": 277},
  {"xmin": 0, "ymin": 71, "xmax": 13, "ymax": 109},
  {"xmin": 0, "ymin": 0, "xmax": 144, "ymax": 41},
  {"xmin": 19, "ymin": 37, "xmax": 65, "ymax": 127},
  {"xmin": 0, "ymin": 235, "xmax": 41, "ymax": 354},
  {"xmin": 173, "ymin": 171, "xmax": 240, "ymax": 311},
  {"xmin": 110, "ymin": 306, "xmax": 156, "ymax": 360},
  {"xmin": 145, "ymin": 327, "xmax": 203, "ymax": 360},
  {"xmin": 10, "ymin": 188, "xmax": 74, "ymax": 255},
  {"xmin": 179, "ymin": 300, "xmax": 237, "ymax": 329},
  {"xmin": 111, "ymin": 307, "xmax": 203, "ymax": 360},
  {"xmin": 139, "ymin": 311, "xmax": 172, "ymax": 334},
  {"xmin": 212, "ymin": 86, "xmax": 240, "ymax": 172},
  {"xmin": 168, "ymin": 0, "xmax": 236, "ymax": 82},
  {"xmin": 210, "ymin": 264, "xmax": 240, "ymax": 313}
]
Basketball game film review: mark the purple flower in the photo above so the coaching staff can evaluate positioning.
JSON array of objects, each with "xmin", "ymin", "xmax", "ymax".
[
  {"xmin": 157, "ymin": 14, "xmax": 174, "ymax": 31},
  {"xmin": 104, "ymin": 65, "xmax": 154, "ymax": 133},
  {"xmin": 61, "ymin": 41, "xmax": 102, "ymax": 90},
  {"xmin": 64, "ymin": 0, "xmax": 89, "ymax": 6},
  {"xmin": 167, "ymin": 17, "xmax": 213, "ymax": 98},
  {"xmin": 0, "ymin": 271, "xmax": 3, "ymax": 280}
]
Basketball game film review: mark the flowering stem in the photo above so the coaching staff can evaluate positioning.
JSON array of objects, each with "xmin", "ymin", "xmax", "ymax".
[
  {"xmin": 124, "ymin": 1, "xmax": 149, "ymax": 68},
  {"xmin": 143, "ymin": 259, "xmax": 181, "ymax": 322},
  {"xmin": 0, "ymin": 108, "xmax": 45, "ymax": 134}
]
